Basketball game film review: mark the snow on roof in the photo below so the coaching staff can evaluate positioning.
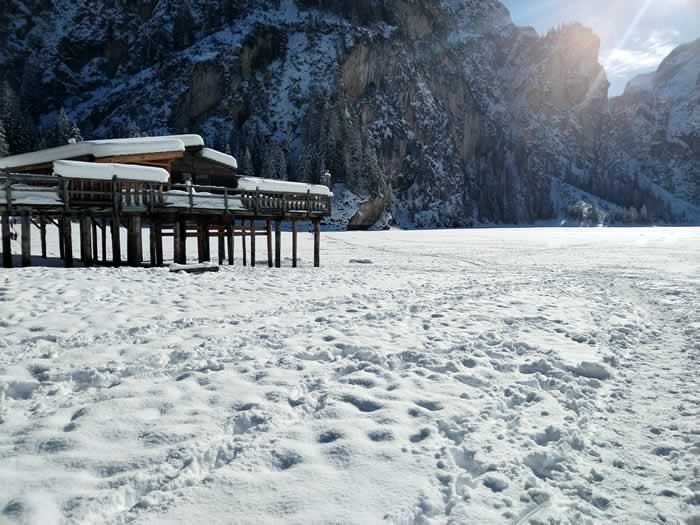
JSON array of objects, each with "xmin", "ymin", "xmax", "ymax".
[
  {"xmin": 196, "ymin": 148, "xmax": 238, "ymax": 169},
  {"xmin": 0, "ymin": 135, "xmax": 205, "ymax": 170},
  {"xmin": 53, "ymin": 160, "xmax": 170, "ymax": 183},
  {"xmin": 237, "ymin": 177, "xmax": 332, "ymax": 196}
]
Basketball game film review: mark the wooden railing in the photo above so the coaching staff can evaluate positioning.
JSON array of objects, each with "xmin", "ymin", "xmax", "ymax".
[
  {"xmin": 63, "ymin": 177, "xmax": 165, "ymax": 211},
  {"xmin": 1, "ymin": 172, "xmax": 61, "ymax": 207},
  {"xmin": 170, "ymin": 183, "xmax": 332, "ymax": 216},
  {"xmin": 2, "ymin": 172, "xmax": 332, "ymax": 217}
]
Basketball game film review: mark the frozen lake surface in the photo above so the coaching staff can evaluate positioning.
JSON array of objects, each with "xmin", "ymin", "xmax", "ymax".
[{"xmin": 0, "ymin": 227, "xmax": 698, "ymax": 524}]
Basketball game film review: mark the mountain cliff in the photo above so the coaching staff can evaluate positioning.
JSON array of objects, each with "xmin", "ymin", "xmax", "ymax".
[{"xmin": 0, "ymin": 0, "xmax": 697, "ymax": 227}]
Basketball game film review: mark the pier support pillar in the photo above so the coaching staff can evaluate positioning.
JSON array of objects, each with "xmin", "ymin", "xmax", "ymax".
[
  {"xmin": 154, "ymin": 222, "xmax": 163, "ymax": 266},
  {"xmin": 313, "ymin": 219, "xmax": 320, "ymax": 268},
  {"xmin": 101, "ymin": 218, "xmax": 107, "ymax": 263},
  {"xmin": 127, "ymin": 216, "xmax": 142, "ymax": 267},
  {"xmin": 291, "ymin": 220, "xmax": 298, "ymax": 268},
  {"xmin": 274, "ymin": 220, "xmax": 281, "ymax": 268},
  {"xmin": 198, "ymin": 218, "xmax": 210, "ymax": 263},
  {"xmin": 218, "ymin": 226, "xmax": 225, "ymax": 265},
  {"xmin": 2, "ymin": 213, "xmax": 12, "ymax": 268},
  {"xmin": 80, "ymin": 216, "xmax": 93, "ymax": 266},
  {"xmin": 91, "ymin": 218, "xmax": 98, "ymax": 262},
  {"xmin": 266, "ymin": 219, "xmax": 273, "ymax": 268},
  {"xmin": 175, "ymin": 218, "xmax": 187, "ymax": 264},
  {"xmin": 227, "ymin": 221, "xmax": 234, "ymax": 266},
  {"xmin": 58, "ymin": 218, "xmax": 65, "ymax": 260},
  {"xmin": 250, "ymin": 219, "xmax": 256, "ymax": 267},
  {"xmin": 40, "ymin": 216, "xmax": 47, "ymax": 258},
  {"xmin": 63, "ymin": 217, "xmax": 73, "ymax": 268},
  {"xmin": 21, "ymin": 211, "xmax": 31, "ymax": 267},
  {"xmin": 241, "ymin": 219, "xmax": 247, "ymax": 266},
  {"xmin": 111, "ymin": 214, "xmax": 121, "ymax": 267}
]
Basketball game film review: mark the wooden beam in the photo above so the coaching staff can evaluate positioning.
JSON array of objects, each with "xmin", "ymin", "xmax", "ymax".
[
  {"xmin": 292, "ymin": 220, "xmax": 298, "ymax": 268},
  {"xmin": 1, "ymin": 213, "xmax": 11, "ymax": 268},
  {"xmin": 275, "ymin": 220, "xmax": 281, "ymax": 268},
  {"xmin": 21, "ymin": 211, "xmax": 31, "ymax": 267},
  {"xmin": 95, "ymin": 151, "xmax": 184, "ymax": 165}
]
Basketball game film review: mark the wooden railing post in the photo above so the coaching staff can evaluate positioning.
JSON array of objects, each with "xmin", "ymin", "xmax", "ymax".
[
  {"xmin": 274, "ymin": 220, "xmax": 281, "ymax": 268},
  {"xmin": 40, "ymin": 216, "xmax": 47, "ymax": 258}
]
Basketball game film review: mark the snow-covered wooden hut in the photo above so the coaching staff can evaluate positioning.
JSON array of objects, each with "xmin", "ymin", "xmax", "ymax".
[{"xmin": 0, "ymin": 135, "xmax": 332, "ymax": 269}]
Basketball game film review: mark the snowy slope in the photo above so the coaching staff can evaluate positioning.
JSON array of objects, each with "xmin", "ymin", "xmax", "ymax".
[{"xmin": 1, "ymin": 227, "xmax": 699, "ymax": 524}]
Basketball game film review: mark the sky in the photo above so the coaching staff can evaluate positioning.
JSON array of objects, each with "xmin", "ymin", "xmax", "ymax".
[{"xmin": 501, "ymin": 0, "xmax": 700, "ymax": 96}]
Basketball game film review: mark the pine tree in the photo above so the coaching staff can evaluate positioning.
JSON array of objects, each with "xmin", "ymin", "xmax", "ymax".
[
  {"xmin": 68, "ymin": 121, "xmax": 83, "ymax": 143},
  {"xmin": 242, "ymin": 147, "xmax": 254, "ymax": 176},
  {"xmin": 53, "ymin": 107, "xmax": 71, "ymax": 146},
  {"xmin": 127, "ymin": 119, "xmax": 143, "ymax": 138},
  {"xmin": 0, "ymin": 118, "xmax": 8, "ymax": 158}
]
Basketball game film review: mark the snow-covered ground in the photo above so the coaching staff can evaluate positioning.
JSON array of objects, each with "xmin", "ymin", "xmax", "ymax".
[{"xmin": 0, "ymin": 227, "xmax": 698, "ymax": 525}]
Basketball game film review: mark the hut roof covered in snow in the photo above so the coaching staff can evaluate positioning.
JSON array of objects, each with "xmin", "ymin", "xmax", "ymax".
[{"xmin": 0, "ymin": 135, "xmax": 205, "ymax": 171}]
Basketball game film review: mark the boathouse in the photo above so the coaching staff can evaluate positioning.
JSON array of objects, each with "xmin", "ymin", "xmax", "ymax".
[{"xmin": 0, "ymin": 135, "xmax": 332, "ymax": 268}]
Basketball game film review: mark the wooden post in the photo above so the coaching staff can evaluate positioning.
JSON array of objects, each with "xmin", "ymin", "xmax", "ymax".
[
  {"xmin": 58, "ymin": 218, "xmax": 65, "ymax": 260},
  {"xmin": 275, "ymin": 220, "xmax": 281, "ymax": 268},
  {"xmin": 241, "ymin": 219, "xmax": 247, "ymax": 267},
  {"xmin": 127, "ymin": 215, "xmax": 142, "ymax": 267},
  {"xmin": 40, "ymin": 216, "xmax": 47, "ymax": 258},
  {"xmin": 266, "ymin": 219, "xmax": 273, "ymax": 268},
  {"xmin": 63, "ymin": 217, "xmax": 73, "ymax": 268},
  {"xmin": 80, "ymin": 216, "xmax": 93, "ymax": 266},
  {"xmin": 292, "ymin": 220, "xmax": 298, "ymax": 268},
  {"xmin": 21, "ymin": 211, "xmax": 31, "ymax": 267},
  {"xmin": 91, "ymin": 217, "xmax": 98, "ymax": 262},
  {"xmin": 313, "ymin": 219, "xmax": 320, "ymax": 268},
  {"xmin": 218, "ymin": 226, "xmax": 225, "ymax": 265},
  {"xmin": 250, "ymin": 219, "xmax": 256, "ymax": 267},
  {"xmin": 154, "ymin": 222, "xmax": 163, "ymax": 266},
  {"xmin": 198, "ymin": 218, "xmax": 210, "ymax": 263},
  {"xmin": 112, "ymin": 216, "xmax": 121, "ymax": 267},
  {"xmin": 101, "ymin": 218, "xmax": 107, "ymax": 263},
  {"xmin": 149, "ymin": 222, "xmax": 157, "ymax": 267},
  {"xmin": 2, "ymin": 213, "xmax": 12, "ymax": 268},
  {"xmin": 175, "ymin": 218, "xmax": 187, "ymax": 264},
  {"xmin": 227, "ymin": 221, "xmax": 234, "ymax": 266}
]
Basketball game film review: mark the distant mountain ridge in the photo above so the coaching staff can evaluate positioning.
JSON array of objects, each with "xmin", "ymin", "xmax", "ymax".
[{"xmin": 0, "ymin": 0, "xmax": 697, "ymax": 227}]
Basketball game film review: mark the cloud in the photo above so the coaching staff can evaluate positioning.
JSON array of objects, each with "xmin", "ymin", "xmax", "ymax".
[{"xmin": 602, "ymin": 30, "xmax": 679, "ymax": 74}]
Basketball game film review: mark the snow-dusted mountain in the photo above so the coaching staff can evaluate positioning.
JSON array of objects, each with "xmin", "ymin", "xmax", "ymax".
[
  {"xmin": 0, "ymin": 0, "xmax": 698, "ymax": 227},
  {"xmin": 610, "ymin": 38, "xmax": 700, "ymax": 217}
]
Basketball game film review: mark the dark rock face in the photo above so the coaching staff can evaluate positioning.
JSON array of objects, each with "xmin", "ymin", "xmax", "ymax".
[
  {"xmin": 0, "ymin": 1, "xmax": 697, "ymax": 227},
  {"xmin": 609, "ymin": 38, "xmax": 700, "ymax": 212}
]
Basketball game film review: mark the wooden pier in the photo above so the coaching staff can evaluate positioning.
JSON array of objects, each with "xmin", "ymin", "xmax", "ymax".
[{"xmin": 0, "ymin": 171, "xmax": 331, "ymax": 269}]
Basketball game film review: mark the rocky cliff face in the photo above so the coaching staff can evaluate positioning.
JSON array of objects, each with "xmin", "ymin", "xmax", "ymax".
[
  {"xmin": 0, "ymin": 0, "xmax": 697, "ymax": 227},
  {"xmin": 609, "ymin": 38, "xmax": 700, "ymax": 215}
]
